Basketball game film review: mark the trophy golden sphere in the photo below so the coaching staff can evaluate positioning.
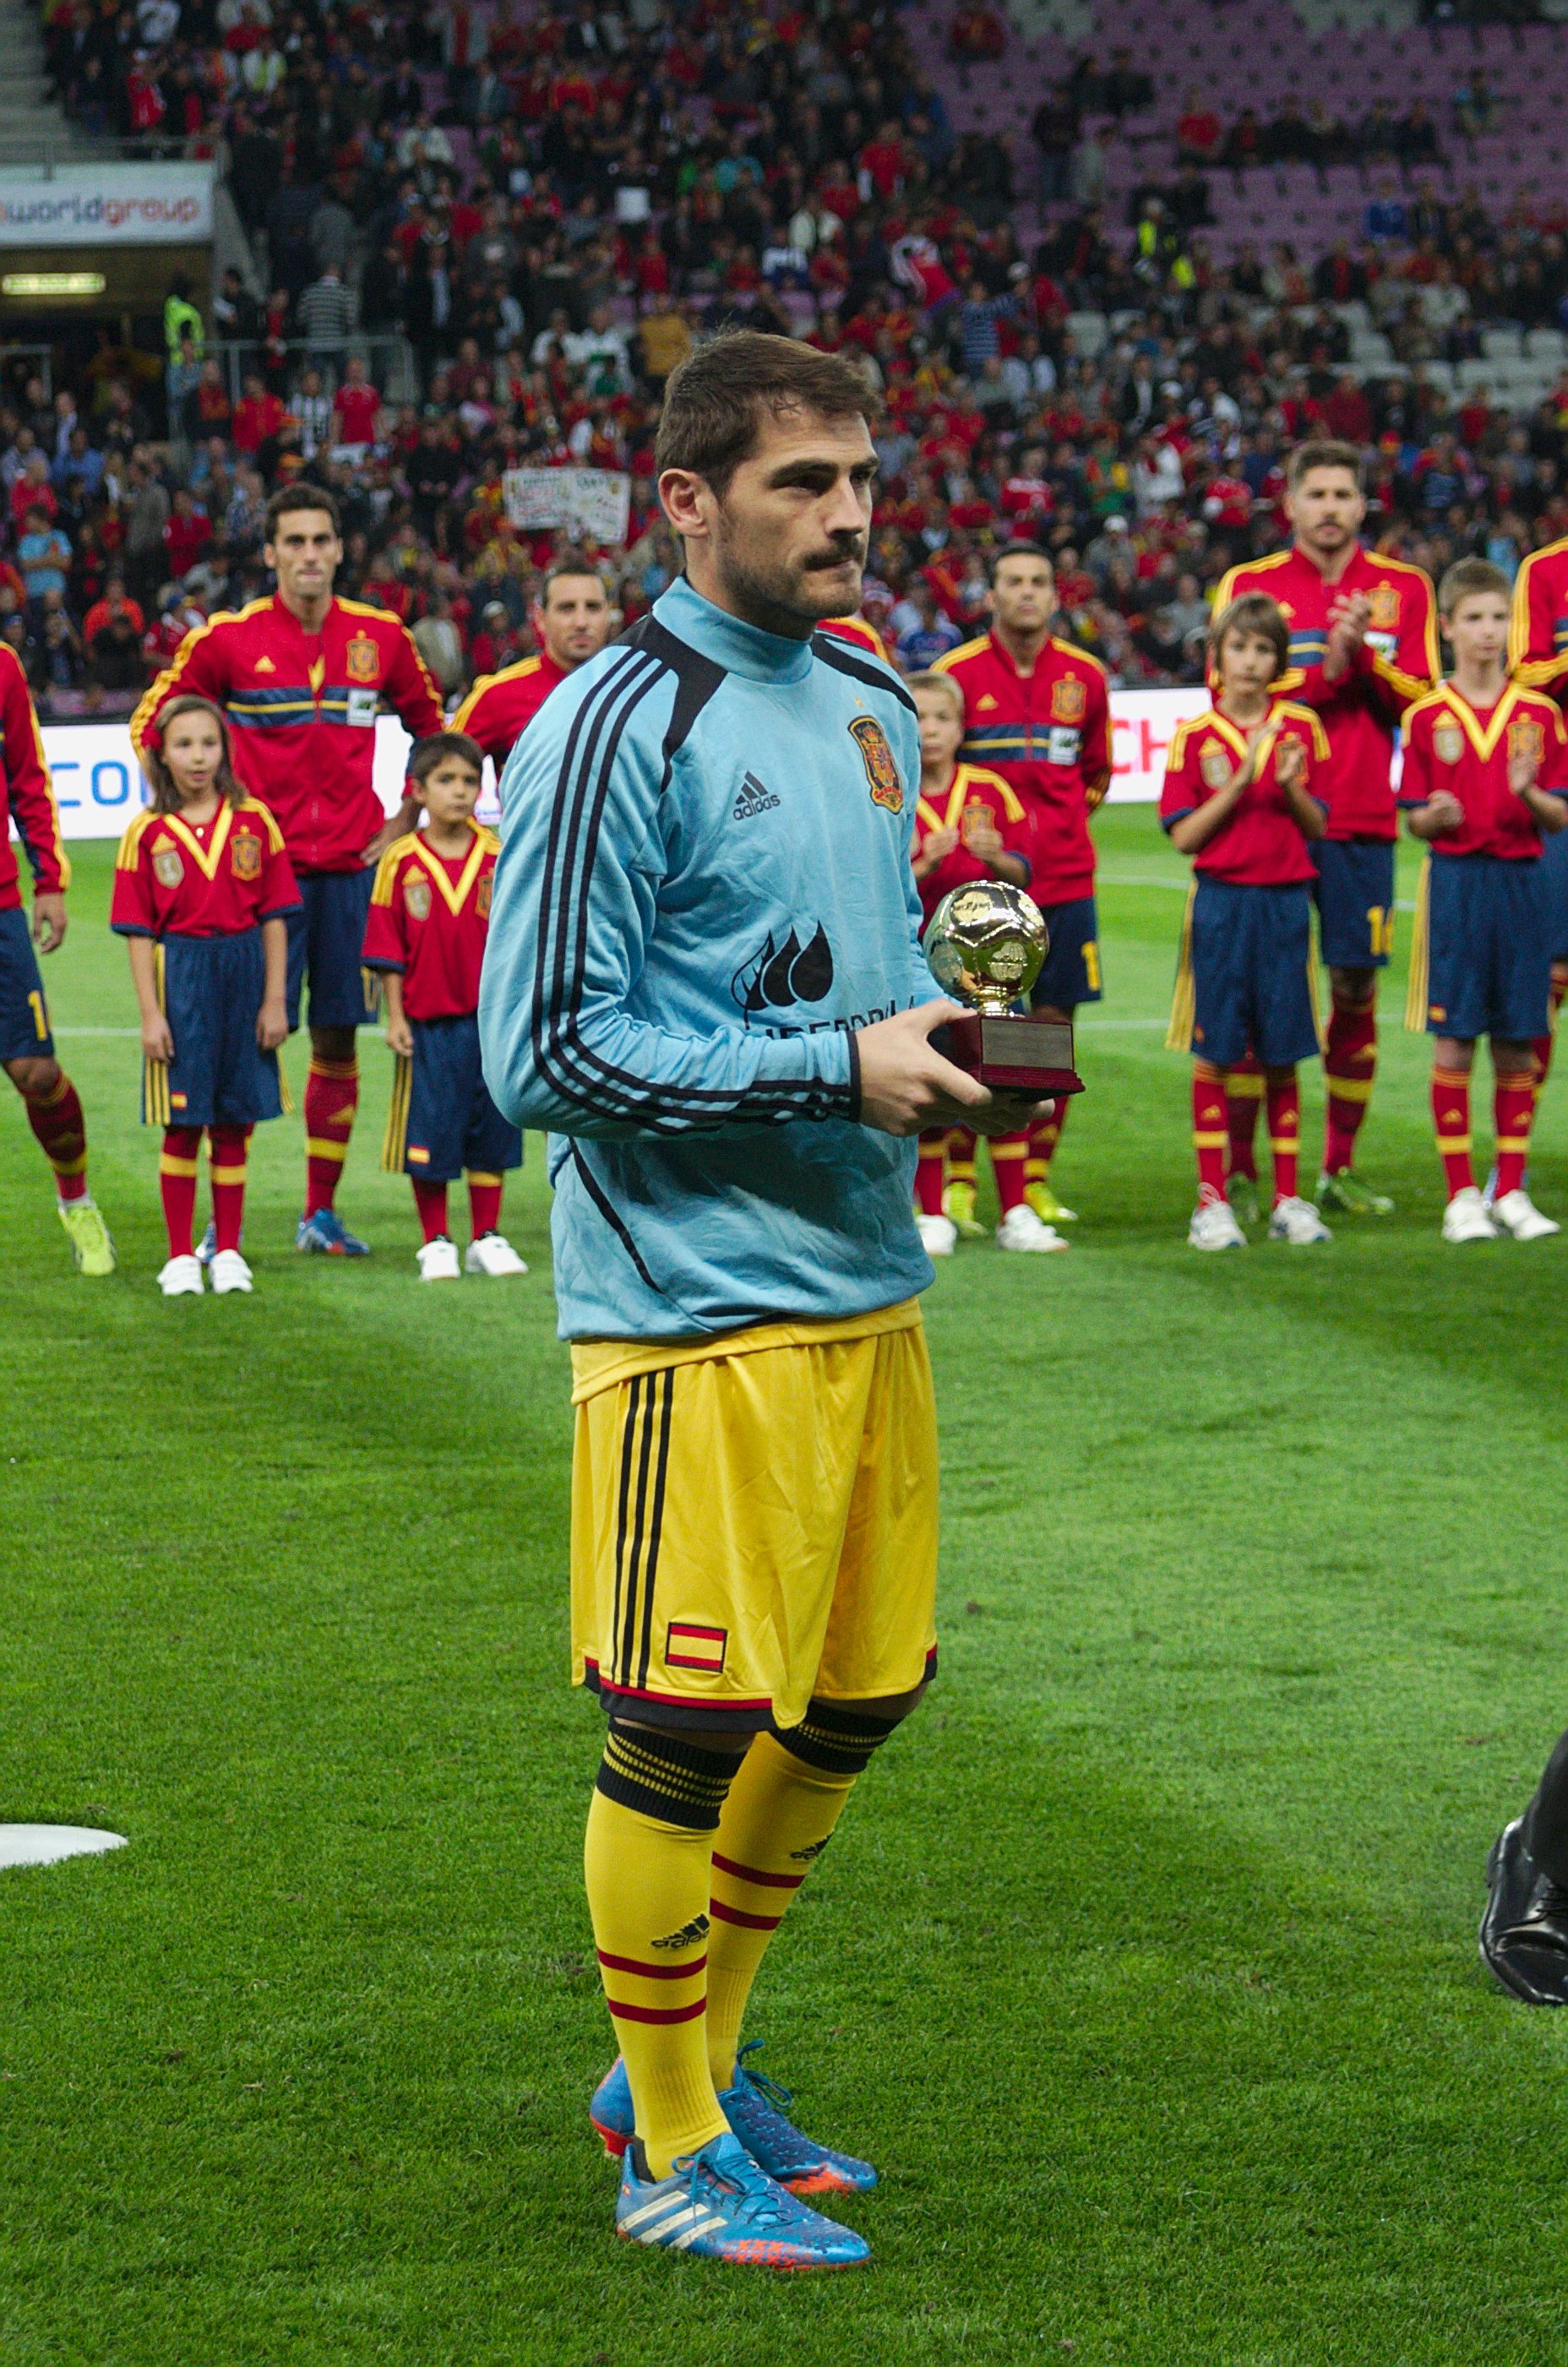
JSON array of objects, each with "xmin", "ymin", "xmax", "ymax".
[{"xmin": 924, "ymin": 880, "xmax": 1049, "ymax": 1016}]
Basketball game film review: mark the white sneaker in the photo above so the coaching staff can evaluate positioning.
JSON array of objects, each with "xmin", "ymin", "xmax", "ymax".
[
  {"xmin": 1442, "ymin": 1185, "xmax": 1498, "ymax": 1243},
  {"xmin": 1267, "ymin": 1194, "xmax": 1332, "ymax": 1246},
  {"xmin": 916, "ymin": 1211, "xmax": 958, "ymax": 1256},
  {"xmin": 465, "ymin": 1230, "xmax": 528, "ymax": 1276},
  {"xmin": 209, "ymin": 1248, "xmax": 253, "ymax": 1294},
  {"xmin": 1492, "ymin": 1187, "xmax": 1561, "ymax": 1242},
  {"xmin": 416, "ymin": 1235, "xmax": 461, "ymax": 1281},
  {"xmin": 158, "ymin": 1253, "xmax": 204, "ymax": 1295},
  {"xmin": 995, "ymin": 1203, "xmax": 1068, "ymax": 1253},
  {"xmin": 1188, "ymin": 1198, "xmax": 1248, "ymax": 1251}
]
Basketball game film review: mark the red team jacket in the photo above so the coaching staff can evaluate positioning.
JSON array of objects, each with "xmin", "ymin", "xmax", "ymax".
[
  {"xmin": 0, "ymin": 643, "xmax": 68, "ymax": 911},
  {"xmin": 450, "ymin": 650, "xmax": 569, "ymax": 764},
  {"xmin": 1160, "ymin": 700, "xmax": 1331, "ymax": 884},
  {"xmin": 131, "ymin": 595, "xmax": 444, "ymax": 873},
  {"xmin": 1396, "ymin": 683, "xmax": 1568, "ymax": 860},
  {"xmin": 930, "ymin": 631, "xmax": 1112, "ymax": 903},
  {"xmin": 912, "ymin": 760, "xmax": 1033, "ymax": 922},
  {"xmin": 819, "ymin": 615, "xmax": 894, "ymax": 665},
  {"xmin": 362, "ymin": 823, "xmax": 501, "ymax": 1019},
  {"xmin": 1509, "ymin": 536, "xmax": 1568, "ymax": 713},
  {"xmin": 110, "ymin": 797, "xmax": 302, "ymax": 937},
  {"xmin": 1213, "ymin": 546, "xmax": 1438, "ymax": 841}
]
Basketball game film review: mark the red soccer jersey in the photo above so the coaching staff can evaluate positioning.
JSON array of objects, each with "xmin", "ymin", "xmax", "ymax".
[
  {"xmin": 362, "ymin": 824, "xmax": 500, "ymax": 1019},
  {"xmin": 931, "ymin": 630, "xmax": 1112, "ymax": 902},
  {"xmin": 0, "ymin": 642, "xmax": 68, "ymax": 911},
  {"xmin": 912, "ymin": 761, "xmax": 1032, "ymax": 923},
  {"xmin": 1213, "ymin": 544, "xmax": 1437, "ymax": 842},
  {"xmin": 130, "ymin": 595, "xmax": 444, "ymax": 875},
  {"xmin": 818, "ymin": 614, "xmax": 893, "ymax": 665},
  {"xmin": 1508, "ymin": 536, "xmax": 1568, "ymax": 711},
  {"xmin": 1160, "ymin": 699, "xmax": 1330, "ymax": 886},
  {"xmin": 1396, "ymin": 682, "xmax": 1568, "ymax": 860},
  {"xmin": 449, "ymin": 650, "xmax": 569, "ymax": 765},
  {"xmin": 110, "ymin": 797, "xmax": 300, "ymax": 938}
]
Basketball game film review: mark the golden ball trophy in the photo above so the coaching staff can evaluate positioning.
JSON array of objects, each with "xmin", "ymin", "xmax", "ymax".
[{"xmin": 924, "ymin": 880, "xmax": 1084, "ymax": 1096}]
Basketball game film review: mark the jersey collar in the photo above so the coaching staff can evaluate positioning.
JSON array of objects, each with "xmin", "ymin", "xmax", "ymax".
[
  {"xmin": 655, "ymin": 574, "xmax": 814, "ymax": 685},
  {"xmin": 411, "ymin": 822, "xmax": 488, "ymax": 913},
  {"xmin": 1437, "ymin": 679, "xmax": 1522, "ymax": 761},
  {"xmin": 161, "ymin": 801, "xmax": 235, "ymax": 880}
]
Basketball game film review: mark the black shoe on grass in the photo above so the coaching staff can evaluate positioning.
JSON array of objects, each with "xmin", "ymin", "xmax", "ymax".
[{"xmin": 1480, "ymin": 1818, "xmax": 1568, "ymax": 2005}]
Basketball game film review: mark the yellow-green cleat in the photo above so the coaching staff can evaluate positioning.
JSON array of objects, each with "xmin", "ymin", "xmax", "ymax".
[
  {"xmin": 1025, "ymin": 1178, "xmax": 1078, "ymax": 1224},
  {"xmin": 942, "ymin": 1178, "xmax": 986, "ymax": 1238},
  {"xmin": 57, "ymin": 1195, "xmax": 117, "ymax": 1276},
  {"xmin": 1315, "ymin": 1168, "xmax": 1394, "ymax": 1218}
]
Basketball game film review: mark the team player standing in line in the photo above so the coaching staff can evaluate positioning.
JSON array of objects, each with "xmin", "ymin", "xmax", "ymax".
[
  {"xmin": 1214, "ymin": 443, "xmax": 1438, "ymax": 1220},
  {"xmin": 452, "ymin": 559, "xmax": 616, "ymax": 770},
  {"xmin": 933, "ymin": 541, "xmax": 1112, "ymax": 1240},
  {"xmin": 0, "ymin": 641, "xmax": 115, "ymax": 1274},
  {"xmin": 133, "ymin": 485, "xmax": 444, "ymax": 1257},
  {"xmin": 1506, "ymin": 527, "xmax": 1568, "ymax": 1107}
]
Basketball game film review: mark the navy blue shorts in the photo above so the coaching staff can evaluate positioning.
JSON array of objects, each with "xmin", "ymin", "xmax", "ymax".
[
  {"xmin": 1311, "ymin": 838, "xmax": 1396, "ymax": 970},
  {"xmin": 1190, "ymin": 877, "xmax": 1321, "ymax": 1070},
  {"xmin": 286, "ymin": 868, "xmax": 378, "ymax": 1033},
  {"xmin": 1424, "ymin": 854, "xmax": 1550, "ymax": 1042},
  {"xmin": 143, "ymin": 929, "xmax": 286, "ymax": 1129},
  {"xmin": 0, "ymin": 903, "xmax": 53, "ymax": 1062},
  {"xmin": 1537, "ymin": 825, "xmax": 1568, "ymax": 964},
  {"xmin": 384, "ymin": 1012, "xmax": 521, "ymax": 1183},
  {"xmin": 1029, "ymin": 895, "xmax": 1102, "ymax": 1011}
]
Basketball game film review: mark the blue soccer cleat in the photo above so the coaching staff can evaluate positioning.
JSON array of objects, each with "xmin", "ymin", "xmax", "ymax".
[
  {"xmin": 196, "ymin": 1220, "xmax": 217, "ymax": 1265},
  {"xmin": 591, "ymin": 2041, "xmax": 877, "ymax": 2195},
  {"xmin": 614, "ymin": 2130, "xmax": 868, "ymax": 2269},
  {"xmin": 296, "ymin": 1208, "xmax": 370, "ymax": 1256}
]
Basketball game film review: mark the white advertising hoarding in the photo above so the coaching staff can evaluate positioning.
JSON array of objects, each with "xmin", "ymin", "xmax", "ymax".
[
  {"xmin": 29, "ymin": 691, "xmax": 1204, "ymax": 846},
  {"xmin": 0, "ymin": 163, "xmax": 215, "ymax": 248}
]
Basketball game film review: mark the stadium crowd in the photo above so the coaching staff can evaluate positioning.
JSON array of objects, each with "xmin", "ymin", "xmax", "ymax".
[{"xmin": 10, "ymin": 0, "xmax": 1568, "ymax": 718}]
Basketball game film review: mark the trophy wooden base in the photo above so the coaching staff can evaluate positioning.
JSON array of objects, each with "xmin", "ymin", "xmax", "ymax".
[{"xmin": 932, "ymin": 1012, "xmax": 1084, "ymax": 1096}]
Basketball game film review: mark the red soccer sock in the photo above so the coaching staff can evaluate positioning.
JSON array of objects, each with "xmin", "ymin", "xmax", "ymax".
[
  {"xmin": 303, "ymin": 1055, "xmax": 359, "ymax": 1215},
  {"xmin": 915, "ymin": 1129, "xmax": 947, "ymax": 1216},
  {"xmin": 1494, "ymin": 1073, "xmax": 1537, "ymax": 1200},
  {"xmin": 160, "ymin": 1124, "xmax": 203, "ymax": 1257},
  {"xmin": 1026, "ymin": 1096, "xmax": 1067, "ymax": 1182},
  {"xmin": 468, "ymin": 1172, "xmax": 503, "ymax": 1238},
  {"xmin": 22, "ymin": 1068, "xmax": 89, "ymax": 1201},
  {"xmin": 1323, "ymin": 1004, "xmax": 1377, "ymax": 1175},
  {"xmin": 1532, "ymin": 970, "xmax": 1567, "ymax": 1096},
  {"xmin": 989, "ymin": 1130, "xmax": 1029, "ymax": 1216},
  {"xmin": 208, "ymin": 1124, "xmax": 250, "ymax": 1253},
  {"xmin": 1192, "ymin": 1062, "xmax": 1228, "ymax": 1205},
  {"xmin": 1225, "ymin": 1053, "xmax": 1264, "ymax": 1181},
  {"xmin": 1265, "ymin": 1072, "xmax": 1300, "ymax": 1206},
  {"xmin": 412, "ymin": 1178, "xmax": 449, "ymax": 1243},
  {"xmin": 1431, "ymin": 1066, "xmax": 1473, "ymax": 1200},
  {"xmin": 946, "ymin": 1129, "xmax": 978, "ymax": 1190}
]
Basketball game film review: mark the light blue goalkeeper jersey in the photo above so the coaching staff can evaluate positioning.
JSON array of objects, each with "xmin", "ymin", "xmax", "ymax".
[{"xmin": 480, "ymin": 574, "xmax": 938, "ymax": 1341}]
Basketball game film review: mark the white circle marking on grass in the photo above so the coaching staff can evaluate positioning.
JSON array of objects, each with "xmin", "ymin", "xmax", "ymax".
[{"xmin": 0, "ymin": 1826, "xmax": 128, "ymax": 1870}]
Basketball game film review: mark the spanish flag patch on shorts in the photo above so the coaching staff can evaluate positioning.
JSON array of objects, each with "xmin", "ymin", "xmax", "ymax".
[{"xmin": 666, "ymin": 1621, "xmax": 728, "ymax": 1674}]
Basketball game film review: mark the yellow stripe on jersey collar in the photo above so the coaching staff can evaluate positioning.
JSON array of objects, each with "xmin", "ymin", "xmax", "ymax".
[
  {"xmin": 1430, "ymin": 681, "xmax": 1525, "ymax": 762},
  {"xmin": 159, "ymin": 802, "xmax": 235, "ymax": 881},
  {"xmin": 408, "ymin": 822, "xmax": 489, "ymax": 916}
]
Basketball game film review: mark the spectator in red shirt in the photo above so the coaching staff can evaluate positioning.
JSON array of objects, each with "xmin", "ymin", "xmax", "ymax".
[
  {"xmin": 948, "ymin": 3, "xmax": 1006, "ymax": 63},
  {"xmin": 162, "ymin": 488, "xmax": 212, "ymax": 580},
  {"xmin": 1177, "ymin": 90, "xmax": 1223, "ymax": 162},
  {"xmin": 232, "ymin": 375, "xmax": 289, "ymax": 454},
  {"xmin": 332, "ymin": 354, "xmax": 382, "ymax": 447}
]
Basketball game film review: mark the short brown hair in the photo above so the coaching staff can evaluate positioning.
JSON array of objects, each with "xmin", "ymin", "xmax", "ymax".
[
  {"xmin": 653, "ymin": 329, "xmax": 875, "ymax": 498},
  {"xmin": 1439, "ymin": 556, "xmax": 1511, "ymax": 615},
  {"xmin": 1285, "ymin": 439, "xmax": 1364, "ymax": 492},
  {"xmin": 408, "ymin": 729, "xmax": 482, "ymax": 789},
  {"xmin": 906, "ymin": 670, "xmax": 964, "ymax": 716},
  {"xmin": 264, "ymin": 482, "xmax": 341, "ymax": 541},
  {"xmin": 144, "ymin": 694, "xmax": 243, "ymax": 813},
  {"xmin": 540, "ymin": 552, "xmax": 609, "ymax": 605},
  {"xmin": 1209, "ymin": 591, "xmax": 1290, "ymax": 676},
  {"xmin": 989, "ymin": 540, "xmax": 1053, "ymax": 583}
]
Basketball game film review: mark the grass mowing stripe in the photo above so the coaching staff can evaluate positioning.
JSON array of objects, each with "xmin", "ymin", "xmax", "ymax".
[{"xmin": 3, "ymin": 814, "xmax": 1567, "ymax": 2365}]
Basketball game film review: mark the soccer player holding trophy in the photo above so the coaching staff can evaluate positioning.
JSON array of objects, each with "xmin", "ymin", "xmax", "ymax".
[{"xmin": 482, "ymin": 332, "xmax": 1049, "ymax": 2269}]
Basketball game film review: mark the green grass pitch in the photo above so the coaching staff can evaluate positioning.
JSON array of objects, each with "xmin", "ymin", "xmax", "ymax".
[{"xmin": 7, "ymin": 812, "xmax": 1568, "ymax": 2366}]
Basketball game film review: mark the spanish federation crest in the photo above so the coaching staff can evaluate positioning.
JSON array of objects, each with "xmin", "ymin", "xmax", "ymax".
[
  {"xmin": 1367, "ymin": 582, "xmax": 1401, "ymax": 632},
  {"xmin": 405, "ymin": 873, "xmax": 432, "ymax": 920},
  {"xmin": 1433, "ymin": 720, "xmax": 1464, "ymax": 765},
  {"xmin": 153, "ymin": 845, "xmax": 184, "ymax": 889},
  {"xmin": 345, "ymin": 630, "xmax": 381, "ymax": 685},
  {"xmin": 231, "ymin": 828, "xmax": 262, "ymax": 881},
  {"xmin": 1509, "ymin": 716, "xmax": 1545, "ymax": 768},
  {"xmin": 1200, "ymin": 741, "xmax": 1232, "ymax": 791},
  {"xmin": 1050, "ymin": 674, "xmax": 1086, "ymax": 723},
  {"xmin": 476, "ymin": 871, "xmax": 493, "ymax": 919},
  {"xmin": 848, "ymin": 715, "xmax": 903, "ymax": 811}
]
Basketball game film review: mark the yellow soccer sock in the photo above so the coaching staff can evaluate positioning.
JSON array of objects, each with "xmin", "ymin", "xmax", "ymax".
[
  {"xmin": 584, "ymin": 1724, "xmax": 744, "ymax": 2179},
  {"xmin": 705, "ymin": 1711, "xmax": 896, "ymax": 2092}
]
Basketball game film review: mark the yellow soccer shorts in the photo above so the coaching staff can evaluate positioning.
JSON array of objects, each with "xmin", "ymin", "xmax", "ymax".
[{"xmin": 569, "ymin": 1299, "xmax": 939, "ymax": 1733}]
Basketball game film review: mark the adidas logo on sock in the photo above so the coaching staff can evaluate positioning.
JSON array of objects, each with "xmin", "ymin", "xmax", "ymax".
[{"xmin": 732, "ymin": 770, "xmax": 781, "ymax": 820}]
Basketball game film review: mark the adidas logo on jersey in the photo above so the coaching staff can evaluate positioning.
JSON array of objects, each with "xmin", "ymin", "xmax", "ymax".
[{"xmin": 732, "ymin": 771, "xmax": 781, "ymax": 820}]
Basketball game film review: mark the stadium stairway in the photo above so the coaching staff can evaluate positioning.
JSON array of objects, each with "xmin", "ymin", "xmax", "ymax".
[{"xmin": 0, "ymin": 0, "xmax": 99, "ymax": 164}]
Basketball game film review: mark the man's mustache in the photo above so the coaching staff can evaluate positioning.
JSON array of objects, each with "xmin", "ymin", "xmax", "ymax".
[{"xmin": 805, "ymin": 541, "xmax": 867, "ymax": 569}]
